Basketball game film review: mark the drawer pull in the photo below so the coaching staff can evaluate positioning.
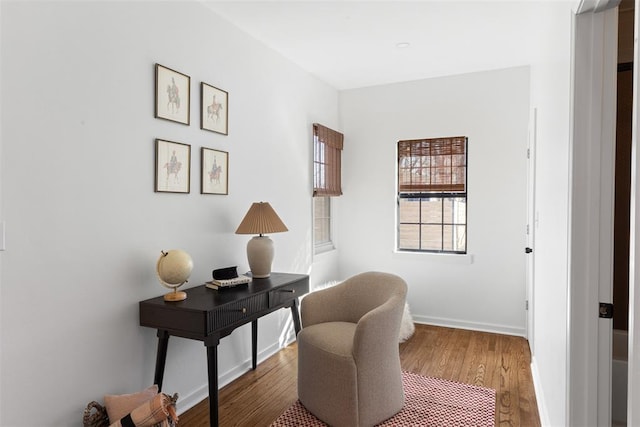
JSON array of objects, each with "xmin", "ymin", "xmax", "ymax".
[
  {"xmin": 234, "ymin": 307, "xmax": 247, "ymax": 313},
  {"xmin": 280, "ymin": 289, "xmax": 295, "ymax": 293}
]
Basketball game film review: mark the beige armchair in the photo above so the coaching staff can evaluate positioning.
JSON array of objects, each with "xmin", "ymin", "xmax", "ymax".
[{"xmin": 297, "ymin": 271, "xmax": 408, "ymax": 427}]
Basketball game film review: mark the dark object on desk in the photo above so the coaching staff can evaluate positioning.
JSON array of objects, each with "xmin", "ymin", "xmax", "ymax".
[
  {"xmin": 212, "ymin": 266, "xmax": 239, "ymax": 280},
  {"xmin": 139, "ymin": 272, "xmax": 309, "ymax": 427}
]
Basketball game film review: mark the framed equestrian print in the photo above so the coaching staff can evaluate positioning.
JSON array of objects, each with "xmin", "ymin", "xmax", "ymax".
[
  {"xmin": 201, "ymin": 82, "xmax": 228, "ymax": 135},
  {"xmin": 201, "ymin": 148, "xmax": 228, "ymax": 195},
  {"xmin": 155, "ymin": 139, "xmax": 191, "ymax": 193},
  {"xmin": 155, "ymin": 64, "xmax": 190, "ymax": 125}
]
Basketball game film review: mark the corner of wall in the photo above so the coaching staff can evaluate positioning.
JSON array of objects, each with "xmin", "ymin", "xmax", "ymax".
[{"xmin": 531, "ymin": 356, "xmax": 551, "ymax": 427}]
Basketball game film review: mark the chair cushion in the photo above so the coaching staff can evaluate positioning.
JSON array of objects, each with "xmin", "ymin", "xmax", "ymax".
[{"xmin": 300, "ymin": 321, "xmax": 356, "ymax": 358}]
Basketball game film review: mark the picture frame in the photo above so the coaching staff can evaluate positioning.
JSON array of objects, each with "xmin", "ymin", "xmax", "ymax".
[
  {"xmin": 155, "ymin": 139, "xmax": 191, "ymax": 193},
  {"xmin": 201, "ymin": 82, "xmax": 228, "ymax": 135},
  {"xmin": 201, "ymin": 148, "xmax": 228, "ymax": 195},
  {"xmin": 155, "ymin": 64, "xmax": 190, "ymax": 125}
]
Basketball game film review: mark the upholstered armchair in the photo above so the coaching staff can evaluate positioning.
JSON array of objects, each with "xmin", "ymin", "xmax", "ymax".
[{"xmin": 297, "ymin": 271, "xmax": 408, "ymax": 427}]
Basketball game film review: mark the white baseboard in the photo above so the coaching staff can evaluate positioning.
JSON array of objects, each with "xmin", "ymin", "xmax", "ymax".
[
  {"xmin": 413, "ymin": 314, "xmax": 526, "ymax": 337},
  {"xmin": 530, "ymin": 356, "xmax": 550, "ymax": 427},
  {"xmin": 176, "ymin": 340, "xmax": 284, "ymax": 414}
]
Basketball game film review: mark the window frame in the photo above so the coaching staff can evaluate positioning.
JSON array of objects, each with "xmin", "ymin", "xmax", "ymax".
[
  {"xmin": 397, "ymin": 136, "xmax": 468, "ymax": 254},
  {"xmin": 313, "ymin": 123, "xmax": 343, "ymax": 253},
  {"xmin": 313, "ymin": 196, "xmax": 334, "ymax": 254}
]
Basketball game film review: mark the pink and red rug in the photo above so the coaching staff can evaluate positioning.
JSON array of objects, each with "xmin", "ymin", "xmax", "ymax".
[{"xmin": 271, "ymin": 371, "xmax": 495, "ymax": 427}]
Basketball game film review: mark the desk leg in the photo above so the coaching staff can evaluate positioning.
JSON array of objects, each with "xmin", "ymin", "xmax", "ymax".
[
  {"xmin": 154, "ymin": 330, "xmax": 170, "ymax": 391},
  {"xmin": 206, "ymin": 344, "xmax": 219, "ymax": 427},
  {"xmin": 252, "ymin": 320, "xmax": 258, "ymax": 370},
  {"xmin": 291, "ymin": 299, "xmax": 302, "ymax": 335}
]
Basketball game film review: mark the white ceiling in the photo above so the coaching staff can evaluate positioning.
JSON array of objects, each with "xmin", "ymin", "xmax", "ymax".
[{"xmin": 203, "ymin": 0, "xmax": 577, "ymax": 90}]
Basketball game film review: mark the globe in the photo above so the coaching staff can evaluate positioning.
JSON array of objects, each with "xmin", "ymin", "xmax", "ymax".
[{"xmin": 156, "ymin": 249, "xmax": 193, "ymax": 301}]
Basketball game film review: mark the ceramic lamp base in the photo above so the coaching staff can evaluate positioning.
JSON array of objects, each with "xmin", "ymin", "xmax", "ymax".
[{"xmin": 247, "ymin": 235, "xmax": 274, "ymax": 278}]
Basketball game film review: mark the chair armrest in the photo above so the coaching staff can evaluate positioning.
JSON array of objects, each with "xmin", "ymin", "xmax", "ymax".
[{"xmin": 353, "ymin": 294, "xmax": 405, "ymax": 364}]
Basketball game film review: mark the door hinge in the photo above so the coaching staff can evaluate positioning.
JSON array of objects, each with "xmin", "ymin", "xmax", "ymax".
[
  {"xmin": 525, "ymin": 300, "xmax": 529, "ymax": 310},
  {"xmin": 599, "ymin": 302, "xmax": 613, "ymax": 319}
]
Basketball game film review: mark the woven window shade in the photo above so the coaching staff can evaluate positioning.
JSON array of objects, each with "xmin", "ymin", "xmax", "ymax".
[
  {"xmin": 398, "ymin": 137, "xmax": 467, "ymax": 193},
  {"xmin": 313, "ymin": 123, "xmax": 343, "ymax": 197}
]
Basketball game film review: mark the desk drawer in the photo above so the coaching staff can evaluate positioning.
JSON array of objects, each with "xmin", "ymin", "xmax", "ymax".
[
  {"xmin": 208, "ymin": 293, "xmax": 268, "ymax": 331},
  {"xmin": 268, "ymin": 279, "xmax": 308, "ymax": 307}
]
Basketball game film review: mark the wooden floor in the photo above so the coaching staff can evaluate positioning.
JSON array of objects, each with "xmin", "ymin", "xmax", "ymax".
[{"xmin": 179, "ymin": 324, "xmax": 541, "ymax": 426}]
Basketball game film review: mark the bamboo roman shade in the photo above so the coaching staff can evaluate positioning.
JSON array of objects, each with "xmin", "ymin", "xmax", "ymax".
[
  {"xmin": 398, "ymin": 136, "xmax": 467, "ymax": 193},
  {"xmin": 313, "ymin": 123, "xmax": 343, "ymax": 197}
]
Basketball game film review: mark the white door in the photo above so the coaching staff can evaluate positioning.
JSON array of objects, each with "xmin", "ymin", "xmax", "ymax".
[
  {"xmin": 570, "ymin": 5, "xmax": 618, "ymax": 425},
  {"xmin": 526, "ymin": 108, "xmax": 537, "ymax": 352},
  {"xmin": 597, "ymin": 8, "xmax": 618, "ymax": 426}
]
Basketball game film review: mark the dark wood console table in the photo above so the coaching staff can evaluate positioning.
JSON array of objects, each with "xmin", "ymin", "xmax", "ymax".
[{"xmin": 139, "ymin": 272, "xmax": 309, "ymax": 427}]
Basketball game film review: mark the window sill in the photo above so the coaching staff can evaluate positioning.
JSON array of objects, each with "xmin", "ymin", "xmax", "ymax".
[
  {"xmin": 314, "ymin": 243, "xmax": 336, "ymax": 255},
  {"xmin": 392, "ymin": 250, "xmax": 474, "ymax": 265}
]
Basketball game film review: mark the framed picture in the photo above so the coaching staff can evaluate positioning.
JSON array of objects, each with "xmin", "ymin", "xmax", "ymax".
[
  {"xmin": 201, "ymin": 148, "xmax": 228, "ymax": 195},
  {"xmin": 155, "ymin": 64, "xmax": 190, "ymax": 125},
  {"xmin": 155, "ymin": 139, "xmax": 191, "ymax": 193},
  {"xmin": 201, "ymin": 82, "xmax": 228, "ymax": 135}
]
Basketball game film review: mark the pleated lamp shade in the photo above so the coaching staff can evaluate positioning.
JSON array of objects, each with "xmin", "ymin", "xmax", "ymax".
[
  {"xmin": 235, "ymin": 202, "xmax": 288, "ymax": 278},
  {"xmin": 235, "ymin": 202, "xmax": 288, "ymax": 236}
]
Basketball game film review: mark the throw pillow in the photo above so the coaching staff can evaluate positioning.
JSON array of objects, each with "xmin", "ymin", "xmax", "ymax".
[{"xmin": 104, "ymin": 385, "xmax": 158, "ymax": 423}]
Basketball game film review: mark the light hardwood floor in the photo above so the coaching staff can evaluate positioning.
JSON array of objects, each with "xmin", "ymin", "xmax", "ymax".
[{"xmin": 179, "ymin": 324, "xmax": 541, "ymax": 426}]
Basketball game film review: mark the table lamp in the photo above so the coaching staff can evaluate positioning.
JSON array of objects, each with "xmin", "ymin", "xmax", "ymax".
[{"xmin": 235, "ymin": 202, "xmax": 288, "ymax": 278}]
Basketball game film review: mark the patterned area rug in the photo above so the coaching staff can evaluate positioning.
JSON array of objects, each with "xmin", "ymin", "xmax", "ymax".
[{"xmin": 271, "ymin": 371, "xmax": 495, "ymax": 427}]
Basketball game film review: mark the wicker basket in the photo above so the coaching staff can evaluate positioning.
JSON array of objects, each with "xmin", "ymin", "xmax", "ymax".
[
  {"xmin": 82, "ymin": 393, "xmax": 178, "ymax": 427},
  {"xmin": 82, "ymin": 401, "xmax": 110, "ymax": 427}
]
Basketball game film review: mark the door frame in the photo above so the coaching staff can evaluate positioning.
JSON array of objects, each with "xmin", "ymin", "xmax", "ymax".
[
  {"xmin": 627, "ymin": 0, "xmax": 640, "ymax": 424},
  {"xmin": 569, "ymin": 4, "xmax": 618, "ymax": 426},
  {"xmin": 526, "ymin": 108, "xmax": 537, "ymax": 352}
]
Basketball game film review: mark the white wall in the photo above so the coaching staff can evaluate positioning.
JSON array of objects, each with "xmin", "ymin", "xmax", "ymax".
[
  {"xmin": 0, "ymin": 1, "xmax": 4, "ymax": 421},
  {"xmin": 526, "ymin": 3, "xmax": 575, "ymax": 426},
  {"xmin": 338, "ymin": 67, "xmax": 531, "ymax": 336},
  {"xmin": 0, "ymin": 1, "xmax": 339, "ymax": 425}
]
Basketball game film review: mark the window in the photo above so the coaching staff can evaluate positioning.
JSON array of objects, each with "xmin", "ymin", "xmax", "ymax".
[
  {"xmin": 397, "ymin": 136, "xmax": 467, "ymax": 253},
  {"xmin": 313, "ymin": 123, "xmax": 343, "ymax": 252},
  {"xmin": 313, "ymin": 123, "xmax": 343, "ymax": 197},
  {"xmin": 314, "ymin": 196, "xmax": 331, "ymax": 247}
]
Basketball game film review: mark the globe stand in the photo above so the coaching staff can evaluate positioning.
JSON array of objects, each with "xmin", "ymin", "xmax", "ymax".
[{"xmin": 164, "ymin": 286, "xmax": 187, "ymax": 302}]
